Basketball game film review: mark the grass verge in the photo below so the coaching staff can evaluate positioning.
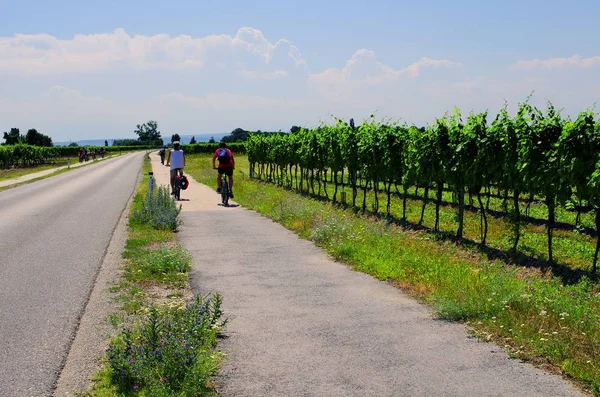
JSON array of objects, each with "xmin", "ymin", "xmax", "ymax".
[
  {"xmin": 0, "ymin": 153, "xmax": 129, "ymax": 192},
  {"xmin": 187, "ymin": 153, "xmax": 599, "ymax": 395},
  {"xmin": 0, "ymin": 160, "xmax": 71, "ymax": 181},
  {"xmin": 87, "ymin": 154, "xmax": 225, "ymax": 396}
]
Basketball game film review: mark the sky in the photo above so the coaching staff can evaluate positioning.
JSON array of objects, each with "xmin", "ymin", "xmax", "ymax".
[{"xmin": 1, "ymin": 0, "xmax": 599, "ymax": 142}]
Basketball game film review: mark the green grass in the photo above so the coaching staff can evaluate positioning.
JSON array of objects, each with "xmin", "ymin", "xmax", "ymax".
[
  {"xmin": 186, "ymin": 153, "xmax": 600, "ymax": 395},
  {"xmin": 249, "ymin": 165, "xmax": 598, "ymax": 276},
  {"xmin": 0, "ymin": 160, "xmax": 69, "ymax": 181},
  {"xmin": 0, "ymin": 165, "xmax": 75, "ymax": 192},
  {"xmin": 89, "ymin": 154, "xmax": 224, "ymax": 396},
  {"xmin": 110, "ymin": 165, "xmax": 183, "ymax": 314}
]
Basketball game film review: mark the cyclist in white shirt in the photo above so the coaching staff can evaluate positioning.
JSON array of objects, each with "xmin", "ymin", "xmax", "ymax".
[{"xmin": 166, "ymin": 141, "xmax": 186, "ymax": 195}]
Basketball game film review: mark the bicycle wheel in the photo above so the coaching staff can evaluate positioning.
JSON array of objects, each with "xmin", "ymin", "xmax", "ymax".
[{"xmin": 221, "ymin": 180, "xmax": 229, "ymax": 206}]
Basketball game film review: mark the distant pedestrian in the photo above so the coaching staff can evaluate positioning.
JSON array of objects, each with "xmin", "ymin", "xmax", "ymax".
[{"xmin": 159, "ymin": 146, "xmax": 167, "ymax": 165}]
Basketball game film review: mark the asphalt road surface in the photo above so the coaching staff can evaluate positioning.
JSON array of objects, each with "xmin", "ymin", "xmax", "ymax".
[{"xmin": 0, "ymin": 152, "xmax": 143, "ymax": 396}]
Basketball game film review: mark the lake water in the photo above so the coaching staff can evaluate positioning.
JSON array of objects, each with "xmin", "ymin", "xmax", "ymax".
[{"xmin": 54, "ymin": 133, "xmax": 229, "ymax": 146}]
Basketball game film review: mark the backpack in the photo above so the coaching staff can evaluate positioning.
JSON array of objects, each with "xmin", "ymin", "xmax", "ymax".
[
  {"xmin": 217, "ymin": 148, "xmax": 231, "ymax": 164},
  {"xmin": 177, "ymin": 175, "xmax": 189, "ymax": 190}
]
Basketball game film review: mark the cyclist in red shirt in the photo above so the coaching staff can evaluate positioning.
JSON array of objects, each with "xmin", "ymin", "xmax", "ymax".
[{"xmin": 213, "ymin": 142, "xmax": 235, "ymax": 198}]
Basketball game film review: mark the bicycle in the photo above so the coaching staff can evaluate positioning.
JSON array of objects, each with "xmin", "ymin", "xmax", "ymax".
[
  {"xmin": 213, "ymin": 167, "xmax": 232, "ymax": 206},
  {"xmin": 174, "ymin": 178, "xmax": 181, "ymax": 201},
  {"xmin": 172, "ymin": 169, "xmax": 184, "ymax": 201}
]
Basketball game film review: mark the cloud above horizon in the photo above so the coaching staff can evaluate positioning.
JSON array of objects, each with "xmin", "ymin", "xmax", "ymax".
[
  {"xmin": 0, "ymin": 28, "xmax": 598, "ymax": 141},
  {"xmin": 510, "ymin": 55, "xmax": 600, "ymax": 71},
  {"xmin": 0, "ymin": 27, "xmax": 306, "ymax": 75},
  {"xmin": 309, "ymin": 49, "xmax": 462, "ymax": 85}
]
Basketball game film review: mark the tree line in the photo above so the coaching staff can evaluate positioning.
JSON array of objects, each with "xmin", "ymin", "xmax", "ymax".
[
  {"xmin": 2, "ymin": 121, "xmax": 258, "ymax": 148},
  {"xmin": 2, "ymin": 128, "xmax": 53, "ymax": 147}
]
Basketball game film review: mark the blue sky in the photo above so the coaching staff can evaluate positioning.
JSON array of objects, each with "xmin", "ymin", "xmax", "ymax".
[{"xmin": 1, "ymin": 0, "xmax": 599, "ymax": 142}]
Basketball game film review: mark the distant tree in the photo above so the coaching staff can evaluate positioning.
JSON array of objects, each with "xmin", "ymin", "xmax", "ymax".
[
  {"xmin": 2, "ymin": 128, "xmax": 22, "ymax": 145},
  {"xmin": 68, "ymin": 142, "xmax": 79, "ymax": 147},
  {"xmin": 104, "ymin": 140, "xmax": 109, "ymax": 146},
  {"xmin": 189, "ymin": 136, "xmax": 197, "ymax": 144},
  {"xmin": 134, "ymin": 121, "xmax": 162, "ymax": 146},
  {"xmin": 290, "ymin": 125, "xmax": 301, "ymax": 134},
  {"xmin": 222, "ymin": 127, "xmax": 249, "ymax": 143},
  {"xmin": 25, "ymin": 129, "xmax": 53, "ymax": 146},
  {"xmin": 113, "ymin": 138, "xmax": 144, "ymax": 146},
  {"xmin": 171, "ymin": 133, "xmax": 181, "ymax": 143},
  {"xmin": 208, "ymin": 136, "xmax": 215, "ymax": 143}
]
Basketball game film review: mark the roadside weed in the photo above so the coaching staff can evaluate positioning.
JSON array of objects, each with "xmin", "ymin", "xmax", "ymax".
[
  {"xmin": 106, "ymin": 294, "xmax": 225, "ymax": 395},
  {"xmin": 132, "ymin": 184, "xmax": 182, "ymax": 231}
]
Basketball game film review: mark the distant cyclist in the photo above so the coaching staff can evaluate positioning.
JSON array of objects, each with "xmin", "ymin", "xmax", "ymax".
[
  {"xmin": 166, "ymin": 141, "xmax": 186, "ymax": 195},
  {"xmin": 213, "ymin": 142, "xmax": 235, "ymax": 198},
  {"xmin": 159, "ymin": 146, "xmax": 166, "ymax": 165}
]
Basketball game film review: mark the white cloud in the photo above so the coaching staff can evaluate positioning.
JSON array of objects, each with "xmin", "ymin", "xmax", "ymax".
[
  {"xmin": 510, "ymin": 55, "xmax": 600, "ymax": 71},
  {"xmin": 305, "ymin": 50, "xmax": 465, "ymax": 123},
  {"xmin": 2, "ymin": 27, "xmax": 598, "ymax": 141},
  {"xmin": 238, "ymin": 69, "xmax": 289, "ymax": 79},
  {"xmin": 309, "ymin": 49, "xmax": 461, "ymax": 85},
  {"xmin": 0, "ymin": 28, "xmax": 306, "ymax": 76},
  {"xmin": 402, "ymin": 57, "xmax": 462, "ymax": 78},
  {"xmin": 43, "ymin": 85, "xmax": 104, "ymax": 101}
]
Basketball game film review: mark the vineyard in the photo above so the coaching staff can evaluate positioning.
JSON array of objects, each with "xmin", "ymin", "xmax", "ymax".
[
  {"xmin": 180, "ymin": 141, "xmax": 247, "ymax": 155},
  {"xmin": 246, "ymin": 102, "xmax": 600, "ymax": 274},
  {"xmin": 0, "ymin": 142, "xmax": 247, "ymax": 169},
  {"xmin": 0, "ymin": 144, "xmax": 150, "ymax": 168}
]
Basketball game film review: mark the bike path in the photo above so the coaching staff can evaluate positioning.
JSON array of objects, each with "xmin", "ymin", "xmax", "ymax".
[{"xmin": 149, "ymin": 156, "xmax": 584, "ymax": 397}]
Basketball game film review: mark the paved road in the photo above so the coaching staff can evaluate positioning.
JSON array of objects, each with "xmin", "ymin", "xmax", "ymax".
[
  {"xmin": 0, "ymin": 152, "xmax": 143, "ymax": 396},
  {"xmin": 147, "ymin": 155, "xmax": 584, "ymax": 397}
]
